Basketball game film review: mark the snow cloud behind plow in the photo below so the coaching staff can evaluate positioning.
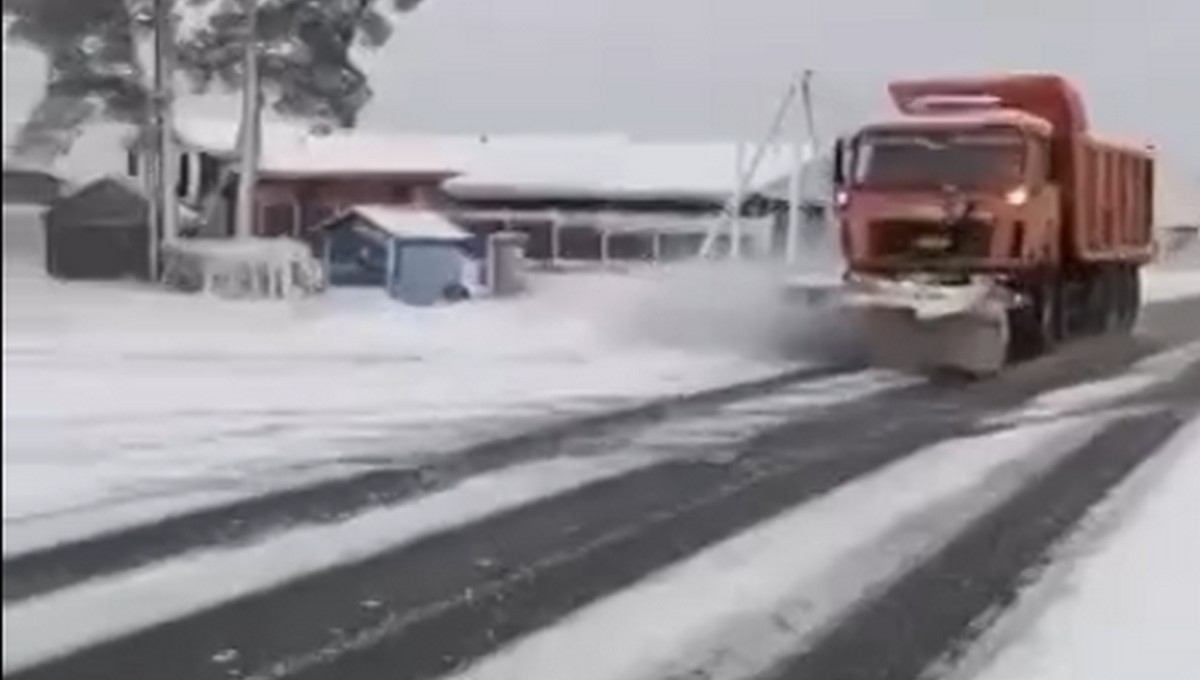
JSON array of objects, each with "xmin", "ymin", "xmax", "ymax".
[{"xmin": 603, "ymin": 260, "xmax": 865, "ymax": 366}]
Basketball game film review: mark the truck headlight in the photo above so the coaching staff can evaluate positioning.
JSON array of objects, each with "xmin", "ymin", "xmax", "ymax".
[{"xmin": 1005, "ymin": 186, "xmax": 1029, "ymax": 206}]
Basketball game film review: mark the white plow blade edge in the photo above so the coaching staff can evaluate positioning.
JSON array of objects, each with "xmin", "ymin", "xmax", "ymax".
[{"xmin": 843, "ymin": 277, "xmax": 1012, "ymax": 376}]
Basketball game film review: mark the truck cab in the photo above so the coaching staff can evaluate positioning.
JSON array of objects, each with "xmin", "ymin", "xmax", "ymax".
[
  {"xmin": 827, "ymin": 74, "xmax": 1154, "ymax": 376},
  {"xmin": 834, "ymin": 106, "xmax": 1060, "ymax": 278}
]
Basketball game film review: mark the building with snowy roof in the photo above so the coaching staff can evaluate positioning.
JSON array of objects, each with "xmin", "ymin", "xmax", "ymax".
[
  {"xmin": 127, "ymin": 118, "xmax": 478, "ymax": 241},
  {"xmin": 443, "ymin": 138, "xmax": 819, "ymax": 264},
  {"xmin": 318, "ymin": 205, "xmax": 481, "ymax": 305},
  {"xmin": 120, "ymin": 117, "xmax": 828, "ymax": 265}
]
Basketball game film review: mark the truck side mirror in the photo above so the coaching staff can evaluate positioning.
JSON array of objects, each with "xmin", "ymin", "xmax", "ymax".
[{"xmin": 832, "ymin": 137, "xmax": 847, "ymax": 188}]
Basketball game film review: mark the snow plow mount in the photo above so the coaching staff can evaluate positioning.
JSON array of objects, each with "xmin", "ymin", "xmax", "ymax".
[{"xmin": 842, "ymin": 273, "xmax": 1019, "ymax": 378}]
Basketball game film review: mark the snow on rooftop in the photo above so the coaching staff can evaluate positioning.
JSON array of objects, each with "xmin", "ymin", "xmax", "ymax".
[
  {"xmin": 3, "ymin": 122, "xmax": 136, "ymax": 188},
  {"xmin": 174, "ymin": 118, "xmax": 478, "ymax": 178},
  {"xmin": 342, "ymin": 205, "xmax": 471, "ymax": 241},
  {"xmin": 4, "ymin": 112, "xmax": 812, "ymax": 202},
  {"xmin": 446, "ymin": 138, "xmax": 799, "ymax": 201}
]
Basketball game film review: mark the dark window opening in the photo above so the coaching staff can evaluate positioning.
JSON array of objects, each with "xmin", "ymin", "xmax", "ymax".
[
  {"xmin": 262, "ymin": 203, "xmax": 296, "ymax": 237},
  {"xmin": 176, "ymin": 154, "xmax": 191, "ymax": 199},
  {"xmin": 198, "ymin": 154, "xmax": 222, "ymax": 198},
  {"xmin": 853, "ymin": 127, "xmax": 1026, "ymax": 189}
]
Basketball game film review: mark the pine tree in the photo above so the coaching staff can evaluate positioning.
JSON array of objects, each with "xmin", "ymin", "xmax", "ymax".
[{"xmin": 3, "ymin": 0, "xmax": 428, "ymax": 163}]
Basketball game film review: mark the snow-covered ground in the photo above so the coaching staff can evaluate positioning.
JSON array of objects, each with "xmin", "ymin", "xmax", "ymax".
[
  {"xmin": 446, "ymin": 416, "xmax": 1106, "ymax": 680},
  {"xmin": 1, "ymin": 370, "xmax": 906, "ymax": 674},
  {"xmin": 3, "ymin": 207, "xmax": 825, "ymax": 554},
  {"xmin": 964, "ymin": 414, "xmax": 1200, "ymax": 680},
  {"xmin": 1142, "ymin": 267, "xmax": 1200, "ymax": 303}
]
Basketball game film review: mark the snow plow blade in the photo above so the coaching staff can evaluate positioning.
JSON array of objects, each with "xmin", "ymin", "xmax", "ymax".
[{"xmin": 842, "ymin": 276, "xmax": 1013, "ymax": 377}]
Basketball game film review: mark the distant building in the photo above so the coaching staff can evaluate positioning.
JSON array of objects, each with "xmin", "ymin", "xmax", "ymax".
[
  {"xmin": 123, "ymin": 119, "xmax": 826, "ymax": 266},
  {"xmin": 2, "ymin": 165, "xmax": 66, "ymax": 206},
  {"xmin": 442, "ymin": 139, "xmax": 803, "ymax": 264},
  {"xmin": 43, "ymin": 177, "xmax": 152, "ymax": 281},
  {"xmin": 318, "ymin": 205, "xmax": 478, "ymax": 305},
  {"xmin": 126, "ymin": 120, "xmax": 473, "ymax": 242}
]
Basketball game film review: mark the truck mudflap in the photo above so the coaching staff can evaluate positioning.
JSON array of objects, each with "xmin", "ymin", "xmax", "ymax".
[{"xmin": 842, "ymin": 275, "xmax": 1015, "ymax": 377}]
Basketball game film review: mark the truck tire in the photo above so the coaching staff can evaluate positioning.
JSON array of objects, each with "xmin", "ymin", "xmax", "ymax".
[
  {"xmin": 1009, "ymin": 279, "xmax": 1060, "ymax": 361},
  {"xmin": 1119, "ymin": 265, "xmax": 1142, "ymax": 331},
  {"xmin": 1100, "ymin": 265, "xmax": 1125, "ymax": 334},
  {"xmin": 1037, "ymin": 278, "xmax": 1064, "ymax": 348}
]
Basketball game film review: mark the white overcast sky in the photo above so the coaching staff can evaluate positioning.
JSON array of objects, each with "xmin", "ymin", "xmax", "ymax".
[{"xmin": 4, "ymin": 0, "xmax": 1199, "ymax": 178}]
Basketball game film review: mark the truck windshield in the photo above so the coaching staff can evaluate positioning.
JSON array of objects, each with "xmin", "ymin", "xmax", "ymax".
[{"xmin": 853, "ymin": 128, "xmax": 1026, "ymax": 189}]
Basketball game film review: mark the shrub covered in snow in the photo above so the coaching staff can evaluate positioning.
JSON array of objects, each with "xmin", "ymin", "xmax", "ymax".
[{"xmin": 161, "ymin": 238, "xmax": 324, "ymax": 300}]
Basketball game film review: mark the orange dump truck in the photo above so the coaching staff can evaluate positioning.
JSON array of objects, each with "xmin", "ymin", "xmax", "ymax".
[{"xmin": 831, "ymin": 73, "xmax": 1156, "ymax": 375}]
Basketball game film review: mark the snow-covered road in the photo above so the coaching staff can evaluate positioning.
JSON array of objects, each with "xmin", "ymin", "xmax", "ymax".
[
  {"xmin": 5, "ymin": 209, "xmax": 829, "ymax": 551},
  {"xmin": 6, "ymin": 318, "xmax": 1199, "ymax": 680}
]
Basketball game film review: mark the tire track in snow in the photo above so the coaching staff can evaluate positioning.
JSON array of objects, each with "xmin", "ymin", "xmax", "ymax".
[
  {"xmin": 0, "ymin": 455, "xmax": 654, "ymax": 675},
  {"xmin": 443, "ymin": 416, "xmax": 1110, "ymax": 680},
  {"xmin": 763, "ymin": 390, "xmax": 1197, "ymax": 680},
  {"xmin": 2, "ymin": 362, "xmax": 867, "ymax": 603}
]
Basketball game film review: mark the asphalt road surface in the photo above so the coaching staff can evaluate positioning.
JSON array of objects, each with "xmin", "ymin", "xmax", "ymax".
[{"xmin": 5, "ymin": 296, "xmax": 1200, "ymax": 680}]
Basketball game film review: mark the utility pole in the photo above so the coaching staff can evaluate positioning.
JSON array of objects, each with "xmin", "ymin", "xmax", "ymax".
[
  {"xmin": 730, "ymin": 141, "xmax": 745, "ymax": 259},
  {"xmin": 146, "ymin": 0, "xmax": 173, "ymax": 279},
  {"xmin": 699, "ymin": 77, "xmax": 800, "ymax": 260},
  {"xmin": 786, "ymin": 69, "xmax": 816, "ymax": 266},
  {"xmin": 234, "ymin": 0, "xmax": 261, "ymax": 240},
  {"xmin": 155, "ymin": 0, "xmax": 178, "ymax": 247}
]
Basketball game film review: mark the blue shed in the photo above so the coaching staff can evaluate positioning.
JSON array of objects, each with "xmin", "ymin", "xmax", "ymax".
[{"xmin": 320, "ymin": 206, "xmax": 477, "ymax": 305}]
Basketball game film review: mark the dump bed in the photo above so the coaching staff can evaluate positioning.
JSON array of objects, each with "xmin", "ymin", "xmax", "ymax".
[{"xmin": 1064, "ymin": 137, "xmax": 1155, "ymax": 264}]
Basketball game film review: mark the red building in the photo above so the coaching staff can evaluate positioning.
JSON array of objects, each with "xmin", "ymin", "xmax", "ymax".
[{"xmin": 130, "ymin": 119, "xmax": 475, "ymax": 242}]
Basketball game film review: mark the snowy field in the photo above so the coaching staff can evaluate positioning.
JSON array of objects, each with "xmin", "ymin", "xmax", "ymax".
[{"xmin": 3, "ymin": 207, "xmax": 818, "ymax": 553}]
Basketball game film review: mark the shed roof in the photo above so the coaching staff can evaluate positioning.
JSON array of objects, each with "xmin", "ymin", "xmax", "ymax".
[
  {"xmin": 173, "ymin": 118, "xmax": 479, "ymax": 178},
  {"xmin": 46, "ymin": 175, "xmax": 150, "ymax": 228},
  {"xmin": 327, "ymin": 205, "xmax": 471, "ymax": 242}
]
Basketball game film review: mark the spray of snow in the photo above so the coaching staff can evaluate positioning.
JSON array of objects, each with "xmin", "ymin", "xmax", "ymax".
[{"xmin": 601, "ymin": 255, "xmax": 862, "ymax": 366}]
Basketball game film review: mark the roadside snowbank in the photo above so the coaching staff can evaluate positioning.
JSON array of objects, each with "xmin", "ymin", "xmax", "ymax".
[
  {"xmin": 1141, "ymin": 266, "xmax": 1200, "ymax": 303},
  {"xmin": 4, "ymin": 210, "xmax": 820, "ymax": 550},
  {"xmin": 967, "ymin": 414, "xmax": 1200, "ymax": 680}
]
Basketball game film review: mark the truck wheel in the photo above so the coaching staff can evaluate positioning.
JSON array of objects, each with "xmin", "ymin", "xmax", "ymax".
[
  {"xmin": 1101, "ymin": 265, "xmax": 1125, "ymax": 333},
  {"xmin": 1009, "ymin": 280, "xmax": 1059, "ymax": 361},
  {"xmin": 1037, "ymin": 279, "xmax": 1063, "ymax": 348},
  {"xmin": 1120, "ymin": 265, "xmax": 1142, "ymax": 331}
]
